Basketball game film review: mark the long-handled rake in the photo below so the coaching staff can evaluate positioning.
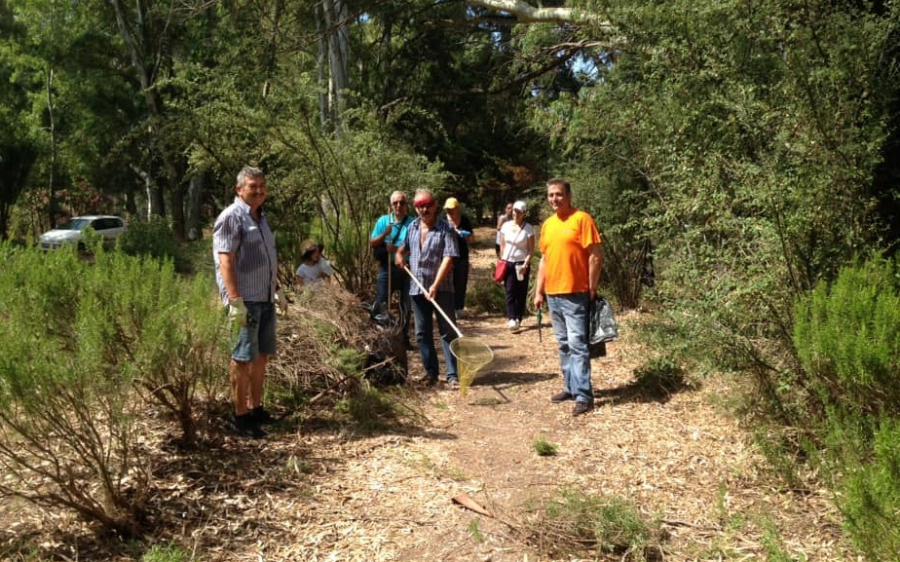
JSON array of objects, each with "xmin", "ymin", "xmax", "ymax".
[{"xmin": 404, "ymin": 267, "xmax": 493, "ymax": 396}]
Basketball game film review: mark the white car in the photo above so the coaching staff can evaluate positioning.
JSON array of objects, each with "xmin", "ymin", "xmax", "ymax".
[{"xmin": 39, "ymin": 215, "xmax": 127, "ymax": 250}]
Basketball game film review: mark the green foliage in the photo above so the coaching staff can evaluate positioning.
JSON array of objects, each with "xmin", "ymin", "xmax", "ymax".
[
  {"xmin": 141, "ymin": 542, "xmax": 192, "ymax": 562},
  {"xmin": 466, "ymin": 278, "xmax": 507, "ymax": 314},
  {"xmin": 532, "ymin": 435, "xmax": 558, "ymax": 457},
  {"xmin": 633, "ymin": 356, "xmax": 687, "ymax": 395},
  {"xmin": 118, "ymin": 216, "xmax": 189, "ymax": 272},
  {"xmin": 334, "ymin": 386, "xmax": 401, "ymax": 433},
  {"xmin": 0, "ymin": 243, "xmax": 228, "ymax": 533},
  {"xmin": 329, "ymin": 347, "xmax": 366, "ymax": 377},
  {"xmin": 530, "ymin": 488, "xmax": 664, "ymax": 559},
  {"xmin": 794, "ymin": 257, "xmax": 900, "ymax": 418},
  {"xmin": 467, "ymin": 518, "xmax": 484, "ymax": 542},
  {"xmin": 793, "ymin": 257, "xmax": 900, "ymax": 556},
  {"xmin": 839, "ymin": 418, "xmax": 900, "ymax": 560}
]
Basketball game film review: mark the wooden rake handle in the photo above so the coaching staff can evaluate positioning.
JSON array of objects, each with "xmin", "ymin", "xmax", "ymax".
[{"xmin": 402, "ymin": 266, "xmax": 463, "ymax": 338}]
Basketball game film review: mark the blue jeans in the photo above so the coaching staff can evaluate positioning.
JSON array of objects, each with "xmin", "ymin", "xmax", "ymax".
[
  {"xmin": 232, "ymin": 301, "xmax": 277, "ymax": 362},
  {"xmin": 547, "ymin": 293, "xmax": 593, "ymax": 404},
  {"xmin": 376, "ymin": 264, "xmax": 411, "ymax": 343},
  {"xmin": 411, "ymin": 292, "xmax": 458, "ymax": 381}
]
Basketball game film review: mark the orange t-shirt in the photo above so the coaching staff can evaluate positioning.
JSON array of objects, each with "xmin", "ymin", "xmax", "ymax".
[{"xmin": 539, "ymin": 209, "xmax": 601, "ymax": 295}]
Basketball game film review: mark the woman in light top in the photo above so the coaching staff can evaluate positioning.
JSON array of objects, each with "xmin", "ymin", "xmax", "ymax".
[{"xmin": 499, "ymin": 200, "xmax": 535, "ymax": 330}]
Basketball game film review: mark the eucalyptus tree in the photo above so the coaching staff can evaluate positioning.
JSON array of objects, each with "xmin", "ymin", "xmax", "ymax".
[{"xmin": 0, "ymin": 1, "xmax": 36, "ymax": 239}]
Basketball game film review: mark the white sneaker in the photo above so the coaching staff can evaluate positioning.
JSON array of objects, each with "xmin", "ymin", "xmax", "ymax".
[
  {"xmin": 515, "ymin": 320, "xmax": 521, "ymax": 329},
  {"xmin": 507, "ymin": 319, "xmax": 517, "ymax": 329}
]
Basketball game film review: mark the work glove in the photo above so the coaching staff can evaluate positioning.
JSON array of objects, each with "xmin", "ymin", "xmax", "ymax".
[
  {"xmin": 458, "ymin": 230, "xmax": 472, "ymax": 239},
  {"xmin": 275, "ymin": 289, "xmax": 288, "ymax": 315},
  {"xmin": 227, "ymin": 297, "xmax": 248, "ymax": 327}
]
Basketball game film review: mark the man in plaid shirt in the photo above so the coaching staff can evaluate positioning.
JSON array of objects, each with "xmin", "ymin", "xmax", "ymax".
[{"xmin": 396, "ymin": 189, "xmax": 460, "ymax": 389}]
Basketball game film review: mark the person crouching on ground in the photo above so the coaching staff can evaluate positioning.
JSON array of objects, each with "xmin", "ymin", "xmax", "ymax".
[{"xmin": 295, "ymin": 239, "xmax": 333, "ymax": 289}]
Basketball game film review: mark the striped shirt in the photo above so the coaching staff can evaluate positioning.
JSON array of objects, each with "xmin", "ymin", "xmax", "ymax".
[
  {"xmin": 402, "ymin": 217, "xmax": 458, "ymax": 295},
  {"xmin": 213, "ymin": 197, "xmax": 278, "ymax": 304}
]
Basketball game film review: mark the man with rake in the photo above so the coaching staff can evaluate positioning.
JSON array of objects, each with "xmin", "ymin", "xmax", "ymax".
[
  {"xmin": 533, "ymin": 178, "xmax": 603, "ymax": 417},
  {"xmin": 397, "ymin": 189, "xmax": 460, "ymax": 389}
]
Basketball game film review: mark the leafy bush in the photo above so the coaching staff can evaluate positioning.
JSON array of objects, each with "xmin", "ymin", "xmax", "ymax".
[
  {"xmin": 0, "ymin": 243, "xmax": 227, "ymax": 534},
  {"xmin": 794, "ymin": 257, "xmax": 900, "ymax": 419},
  {"xmin": 118, "ymin": 216, "xmax": 189, "ymax": 272},
  {"xmin": 466, "ymin": 279, "xmax": 507, "ymax": 314},
  {"xmin": 634, "ymin": 356, "xmax": 687, "ymax": 395},
  {"xmin": 527, "ymin": 488, "xmax": 664, "ymax": 560},
  {"xmin": 532, "ymin": 435, "xmax": 558, "ymax": 457},
  {"xmin": 794, "ymin": 257, "xmax": 900, "ymax": 556}
]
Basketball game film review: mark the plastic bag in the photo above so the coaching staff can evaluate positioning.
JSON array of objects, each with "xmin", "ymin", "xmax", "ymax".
[{"xmin": 589, "ymin": 295, "xmax": 617, "ymax": 358}]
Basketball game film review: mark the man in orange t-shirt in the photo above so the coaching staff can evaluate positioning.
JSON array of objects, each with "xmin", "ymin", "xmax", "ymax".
[{"xmin": 533, "ymin": 178, "xmax": 603, "ymax": 417}]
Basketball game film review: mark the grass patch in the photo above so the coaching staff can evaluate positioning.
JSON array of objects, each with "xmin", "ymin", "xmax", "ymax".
[
  {"xmin": 526, "ymin": 488, "xmax": 665, "ymax": 560},
  {"xmin": 532, "ymin": 435, "xmax": 558, "ymax": 456}
]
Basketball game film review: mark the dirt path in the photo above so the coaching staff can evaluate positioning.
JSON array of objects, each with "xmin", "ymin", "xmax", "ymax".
[{"xmin": 260, "ymin": 228, "xmax": 851, "ymax": 562}]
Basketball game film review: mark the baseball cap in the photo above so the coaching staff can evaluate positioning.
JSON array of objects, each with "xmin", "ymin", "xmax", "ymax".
[
  {"xmin": 443, "ymin": 197, "xmax": 459, "ymax": 209},
  {"xmin": 513, "ymin": 200, "xmax": 527, "ymax": 212}
]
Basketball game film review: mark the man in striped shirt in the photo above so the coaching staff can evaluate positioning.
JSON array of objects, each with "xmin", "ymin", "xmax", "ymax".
[
  {"xmin": 214, "ymin": 166, "xmax": 279, "ymax": 438},
  {"xmin": 397, "ymin": 189, "xmax": 460, "ymax": 389}
]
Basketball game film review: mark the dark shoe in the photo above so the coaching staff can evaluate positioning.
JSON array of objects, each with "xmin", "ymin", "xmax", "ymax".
[
  {"xmin": 251, "ymin": 406, "xmax": 276, "ymax": 425},
  {"xmin": 572, "ymin": 401, "xmax": 594, "ymax": 417},
  {"xmin": 228, "ymin": 413, "xmax": 267, "ymax": 439},
  {"xmin": 404, "ymin": 341, "xmax": 416, "ymax": 351},
  {"xmin": 550, "ymin": 391, "xmax": 575, "ymax": 403},
  {"xmin": 416, "ymin": 374, "xmax": 438, "ymax": 387}
]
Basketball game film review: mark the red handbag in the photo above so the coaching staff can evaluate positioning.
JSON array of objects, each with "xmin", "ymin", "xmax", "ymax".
[{"xmin": 493, "ymin": 260, "xmax": 508, "ymax": 284}]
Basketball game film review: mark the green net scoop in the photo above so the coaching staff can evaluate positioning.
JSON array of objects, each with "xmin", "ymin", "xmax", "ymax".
[{"xmin": 450, "ymin": 337, "xmax": 494, "ymax": 396}]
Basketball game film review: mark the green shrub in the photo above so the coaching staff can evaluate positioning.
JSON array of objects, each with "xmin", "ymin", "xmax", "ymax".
[
  {"xmin": 141, "ymin": 543, "xmax": 192, "ymax": 562},
  {"xmin": 794, "ymin": 256, "xmax": 900, "ymax": 419},
  {"xmin": 634, "ymin": 356, "xmax": 687, "ymax": 395},
  {"xmin": 529, "ymin": 488, "xmax": 664, "ymax": 559},
  {"xmin": 334, "ymin": 386, "xmax": 400, "ymax": 432},
  {"xmin": 839, "ymin": 418, "xmax": 900, "ymax": 560},
  {"xmin": 119, "ymin": 216, "xmax": 189, "ymax": 272},
  {"xmin": 532, "ymin": 435, "xmax": 558, "ymax": 457},
  {"xmin": 466, "ymin": 279, "xmax": 506, "ymax": 314},
  {"xmin": 0, "ymin": 243, "xmax": 228, "ymax": 534},
  {"xmin": 794, "ymin": 257, "xmax": 900, "ymax": 556}
]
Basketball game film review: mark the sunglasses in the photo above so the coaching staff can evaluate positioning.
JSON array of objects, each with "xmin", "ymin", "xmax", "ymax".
[{"xmin": 391, "ymin": 200, "xmax": 407, "ymax": 206}]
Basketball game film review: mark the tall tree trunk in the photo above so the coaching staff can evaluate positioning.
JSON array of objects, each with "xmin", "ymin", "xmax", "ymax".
[
  {"xmin": 185, "ymin": 173, "xmax": 203, "ymax": 241},
  {"xmin": 107, "ymin": 0, "xmax": 185, "ymax": 238},
  {"xmin": 319, "ymin": 0, "xmax": 349, "ymax": 134},
  {"xmin": 45, "ymin": 66, "xmax": 59, "ymax": 226}
]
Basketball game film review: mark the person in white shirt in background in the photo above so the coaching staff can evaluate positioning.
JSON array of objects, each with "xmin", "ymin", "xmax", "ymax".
[
  {"xmin": 295, "ymin": 239, "xmax": 333, "ymax": 289},
  {"xmin": 499, "ymin": 200, "xmax": 535, "ymax": 330}
]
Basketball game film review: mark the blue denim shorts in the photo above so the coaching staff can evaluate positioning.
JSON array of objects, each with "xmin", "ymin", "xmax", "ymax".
[{"xmin": 232, "ymin": 301, "xmax": 277, "ymax": 362}]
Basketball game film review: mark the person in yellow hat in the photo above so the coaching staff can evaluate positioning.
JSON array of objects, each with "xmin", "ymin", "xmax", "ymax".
[{"xmin": 443, "ymin": 197, "xmax": 474, "ymax": 317}]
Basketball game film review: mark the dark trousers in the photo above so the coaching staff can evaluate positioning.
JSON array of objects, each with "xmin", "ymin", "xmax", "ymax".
[
  {"xmin": 376, "ymin": 264, "xmax": 411, "ymax": 344},
  {"xmin": 503, "ymin": 260, "xmax": 530, "ymax": 321},
  {"xmin": 452, "ymin": 258, "xmax": 469, "ymax": 312}
]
